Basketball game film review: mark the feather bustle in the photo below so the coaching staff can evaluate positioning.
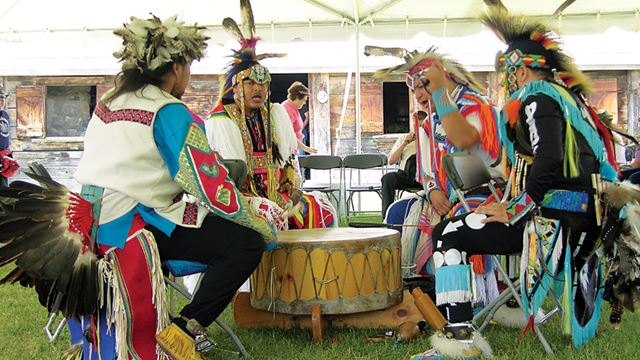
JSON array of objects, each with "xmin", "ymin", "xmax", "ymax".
[{"xmin": 0, "ymin": 162, "xmax": 100, "ymax": 318}]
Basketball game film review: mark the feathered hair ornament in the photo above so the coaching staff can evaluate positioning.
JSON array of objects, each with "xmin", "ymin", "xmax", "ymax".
[
  {"xmin": 601, "ymin": 181, "xmax": 640, "ymax": 325},
  {"xmin": 218, "ymin": 0, "xmax": 285, "ymax": 105},
  {"xmin": 113, "ymin": 14, "xmax": 209, "ymax": 73},
  {"xmin": 364, "ymin": 45, "xmax": 486, "ymax": 94},
  {"xmin": 480, "ymin": 7, "xmax": 592, "ymax": 96}
]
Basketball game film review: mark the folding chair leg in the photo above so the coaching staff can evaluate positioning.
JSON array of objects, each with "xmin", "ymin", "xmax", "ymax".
[
  {"xmin": 493, "ymin": 256, "xmax": 526, "ymax": 311},
  {"xmin": 165, "ymin": 276, "xmax": 194, "ymax": 300},
  {"xmin": 473, "ymin": 257, "xmax": 525, "ymax": 332},
  {"xmin": 164, "ymin": 275, "xmax": 250, "ymax": 358},
  {"xmin": 346, "ymin": 192, "xmax": 355, "ymax": 217},
  {"xmin": 214, "ymin": 318, "xmax": 249, "ymax": 358},
  {"xmin": 473, "ymin": 282, "xmax": 517, "ymax": 332},
  {"xmin": 533, "ymin": 322, "xmax": 554, "ymax": 355},
  {"xmin": 168, "ymin": 274, "xmax": 176, "ymax": 314}
]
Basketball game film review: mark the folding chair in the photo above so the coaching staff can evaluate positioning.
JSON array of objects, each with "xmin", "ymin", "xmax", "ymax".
[
  {"xmin": 43, "ymin": 262, "xmax": 250, "ymax": 359},
  {"xmin": 396, "ymin": 186, "xmax": 422, "ymax": 201},
  {"xmin": 342, "ymin": 153, "xmax": 387, "ymax": 217},
  {"xmin": 393, "ymin": 154, "xmax": 422, "ymax": 200},
  {"xmin": 163, "ymin": 261, "xmax": 249, "ymax": 358},
  {"xmin": 442, "ymin": 151, "xmax": 558, "ymax": 355},
  {"xmin": 297, "ymin": 155, "xmax": 342, "ymax": 211}
]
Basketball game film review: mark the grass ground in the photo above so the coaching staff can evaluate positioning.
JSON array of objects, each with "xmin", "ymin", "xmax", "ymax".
[{"xmin": 0, "ymin": 214, "xmax": 638, "ymax": 359}]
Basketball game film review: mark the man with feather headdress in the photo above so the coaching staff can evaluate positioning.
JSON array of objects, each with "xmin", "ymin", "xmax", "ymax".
[
  {"xmin": 0, "ymin": 14, "xmax": 279, "ymax": 360},
  {"xmin": 205, "ymin": 0, "xmax": 336, "ymax": 230},
  {"xmin": 411, "ymin": 7, "xmax": 631, "ymax": 358},
  {"xmin": 365, "ymin": 46, "xmax": 504, "ymax": 323}
]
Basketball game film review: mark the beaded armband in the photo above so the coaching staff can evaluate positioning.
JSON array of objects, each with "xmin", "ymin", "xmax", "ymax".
[{"xmin": 432, "ymin": 87, "xmax": 457, "ymax": 117}]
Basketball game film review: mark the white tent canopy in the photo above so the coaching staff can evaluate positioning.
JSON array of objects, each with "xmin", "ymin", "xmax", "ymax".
[
  {"xmin": 2, "ymin": 0, "xmax": 640, "ymax": 74},
  {"xmin": 1, "ymin": 0, "xmax": 639, "ymax": 76},
  {"xmin": 2, "ymin": 0, "xmax": 639, "ymax": 152},
  {"xmin": 1, "ymin": 0, "xmax": 639, "ymax": 34}
]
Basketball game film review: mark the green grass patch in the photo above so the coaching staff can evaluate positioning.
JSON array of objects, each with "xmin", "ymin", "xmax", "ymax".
[{"xmin": 1, "ymin": 251, "xmax": 639, "ymax": 359}]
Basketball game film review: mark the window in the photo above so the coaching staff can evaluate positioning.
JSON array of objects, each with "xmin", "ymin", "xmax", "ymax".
[
  {"xmin": 46, "ymin": 86, "xmax": 96, "ymax": 137},
  {"xmin": 383, "ymin": 82, "xmax": 409, "ymax": 134},
  {"xmin": 587, "ymin": 78, "xmax": 618, "ymax": 123}
]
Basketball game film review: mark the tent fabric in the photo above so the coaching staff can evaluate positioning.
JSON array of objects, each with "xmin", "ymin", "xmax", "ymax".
[{"xmin": 0, "ymin": 0, "xmax": 639, "ymax": 75}]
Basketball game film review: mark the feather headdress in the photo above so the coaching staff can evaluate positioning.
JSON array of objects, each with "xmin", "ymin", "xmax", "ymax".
[
  {"xmin": 218, "ymin": 0, "xmax": 286, "ymax": 105},
  {"xmin": 113, "ymin": 14, "xmax": 209, "ymax": 73},
  {"xmin": 481, "ymin": 7, "xmax": 592, "ymax": 95},
  {"xmin": 364, "ymin": 45, "xmax": 486, "ymax": 94}
]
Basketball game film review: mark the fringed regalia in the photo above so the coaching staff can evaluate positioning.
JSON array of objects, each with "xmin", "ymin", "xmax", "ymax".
[
  {"xmin": 0, "ymin": 12, "xmax": 279, "ymax": 360},
  {"xmin": 483, "ymin": 7, "xmax": 640, "ymax": 348},
  {"xmin": 205, "ymin": 3, "xmax": 335, "ymax": 230},
  {"xmin": 365, "ymin": 46, "xmax": 503, "ymax": 311}
]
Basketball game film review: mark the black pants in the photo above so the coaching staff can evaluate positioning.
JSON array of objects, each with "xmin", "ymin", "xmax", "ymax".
[
  {"xmin": 432, "ymin": 209, "xmax": 598, "ymax": 323},
  {"xmin": 147, "ymin": 216, "xmax": 263, "ymax": 327},
  {"xmin": 0, "ymin": 176, "xmax": 7, "ymax": 188},
  {"xmin": 381, "ymin": 170, "xmax": 420, "ymax": 217}
]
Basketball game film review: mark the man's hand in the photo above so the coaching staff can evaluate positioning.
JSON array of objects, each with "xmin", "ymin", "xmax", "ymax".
[
  {"xmin": 475, "ymin": 202, "xmax": 508, "ymax": 224},
  {"xmin": 402, "ymin": 132, "xmax": 415, "ymax": 145},
  {"xmin": 302, "ymin": 144, "xmax": 318, "ymax": 154},
  {"xmin": 417, "ymin": 61, "xmax": 448, "ymax": 94},
  {"xmin": 279, "ymin": 182, "xmax": 295, "ymax": 197},
  {"xmin": 428, "ymin": 189, "xmax": 453, "ymax": 216}
]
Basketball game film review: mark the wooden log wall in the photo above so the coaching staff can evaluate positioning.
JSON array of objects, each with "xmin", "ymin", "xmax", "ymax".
[
  {"xmin": 308, "ymin": 73, "xmax": 331, "ymax": 155},
  {"xmin": 585, "ymin": 70, "xmax": 629, "ymax": 130},
  {"xmin": 628, "ymin": 70, "xmax": 640, "ymax": 136},
  {"xmin": 1, "ymin": 70, "xmax": 634, "ymax": 186},
  {"xmin": 328, "ymin": 73, "xmax": 390, "ymax": 156},
  {"xmin": 2, "ymin": 75, "xmax": 221, "ymax": 186}
]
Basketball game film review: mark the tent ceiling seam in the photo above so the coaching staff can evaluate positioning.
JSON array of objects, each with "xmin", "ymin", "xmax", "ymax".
[
  {"xmin": 358, "ymin": 0, "xmax": 404, "ymax": 25},
  {"xmin": 302, "ymin": 0, "xmax": 356, "ymax": 25},
  {"xmin": 0, "ymin": 0, "xmax": 22, "ymax": 22}
]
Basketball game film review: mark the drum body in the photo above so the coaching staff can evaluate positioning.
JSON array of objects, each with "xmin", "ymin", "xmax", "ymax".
[{"xmin": 250, "ymin": 228, "xmax": 402, "ymax": 315}]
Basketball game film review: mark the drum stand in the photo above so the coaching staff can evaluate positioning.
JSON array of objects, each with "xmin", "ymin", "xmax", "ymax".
[{"xmin": 233, "ymin": 290, "xmax": 423, "ymax": 343}]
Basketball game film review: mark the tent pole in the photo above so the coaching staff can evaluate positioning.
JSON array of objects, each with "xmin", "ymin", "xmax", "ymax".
[{"xmin": 355, "ymin": 23, "xmax": 361, "ymax": 155}]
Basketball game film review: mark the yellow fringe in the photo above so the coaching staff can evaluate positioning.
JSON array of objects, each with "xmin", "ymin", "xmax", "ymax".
[
  {"xmin": 562, "ymin": 268, "xmax": 572, "ymax": 336},
  {"xmin": 155, "ymin": 324, "xmax": 205, "ymax": 360},
  {"xmin": 563, "ymin": 115, "xmax": 580, "ymax": 178},
  {"xmin": 60, "ymin": 344, "xmax": 83, "ymax": 360}
]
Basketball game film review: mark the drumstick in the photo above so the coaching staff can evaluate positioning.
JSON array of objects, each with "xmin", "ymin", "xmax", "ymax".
[
  {"xmin": 281, "ymin": 189, "xmax": 304, "ymax": 218},
  {"xmin": 348, "ymin": 222, "xmax": 425, "ymax": 228},
  {"xmin": 411, "ymin": 287, "xmax": 446, "ymax": 331}
]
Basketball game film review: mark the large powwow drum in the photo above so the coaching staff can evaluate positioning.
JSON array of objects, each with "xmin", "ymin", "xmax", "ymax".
[{"xmin": 250, "ymin": 228, "xmax": 402, "ymax": 315}]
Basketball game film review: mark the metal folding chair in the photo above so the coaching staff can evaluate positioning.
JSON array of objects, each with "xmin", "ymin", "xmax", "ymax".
[
  {"xmin": 342, "ymin": 153, "xmax": 387, "ymax": 217},
  {"xmin": 442, "ymin": 151, "xmax": 559, "ymax": 355},
  {"xmin": 163, "ymin": 260, "xmax": 249, "ymax": 358},
  {"xmin": 297, "ymin": 155, "xmax": 343, "ymax": 211}
]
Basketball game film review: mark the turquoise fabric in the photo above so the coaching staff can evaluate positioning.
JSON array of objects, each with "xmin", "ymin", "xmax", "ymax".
[
  {"xmin": 164, "ymin": 259, "xmax": 208, "ymax": 277},
  {"xmin": 154, "ymin": 103, "xmax": 203, "ymax": 177},
  {"xmin": 510, "ymin": 81, "xmax": 617, "ymax": 181},
  {"xmin": 435, "ymin": 264, "xmax": 471, "ymax": 294}
]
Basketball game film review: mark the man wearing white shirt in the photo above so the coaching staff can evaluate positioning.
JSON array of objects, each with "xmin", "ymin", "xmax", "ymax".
[{"xmin": 380, "ymin": 112, "xmax": 424, "ymax": 217}]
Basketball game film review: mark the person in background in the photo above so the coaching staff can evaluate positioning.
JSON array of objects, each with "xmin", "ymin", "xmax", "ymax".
[
  {"xmin": 282, "ymin": 81, "xmax": 317, "ymax": 154},
  {"xmin": 0, "ymin": 92, "xmax": 19, "ymax": 187},
  {"xmin": 380, "ymin": 111, "xmax": 424, "ymax": 217}
]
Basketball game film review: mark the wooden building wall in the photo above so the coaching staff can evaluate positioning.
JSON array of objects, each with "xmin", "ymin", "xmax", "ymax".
[
  {"xmin": 3, "ymin": 74, "xmax": 221, "ymax": 188},
  {"xmin": 2, "ymin": 70, "xmax": 638, "ymax": 186}
]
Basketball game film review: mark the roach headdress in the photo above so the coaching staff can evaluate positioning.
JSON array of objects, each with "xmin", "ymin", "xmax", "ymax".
[
  {"xmin": 364, "ymin": 45, "xmax": 485, "ymax": 94},
  {"xmin": 218, "ymin": 0, "xmax": 285, "ymax": 106},
  {"xmin": 481, "ymin": 8, "xmax": 592, "ymax": 96}
]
